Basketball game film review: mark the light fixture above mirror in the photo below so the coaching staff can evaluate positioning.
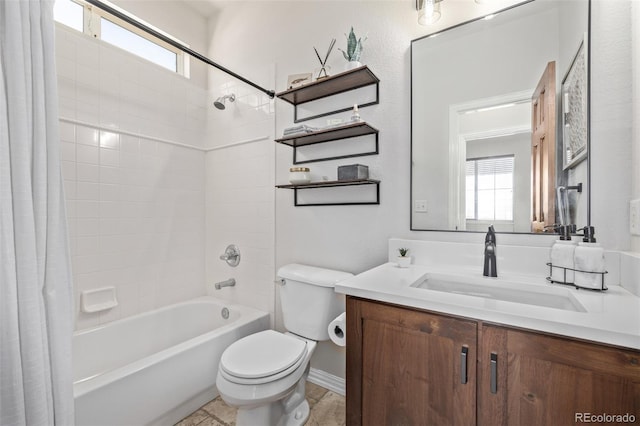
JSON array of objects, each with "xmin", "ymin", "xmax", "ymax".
[
  {"xmin": 417, "ymin": 0, "xmax": 443, "ymax": 25},
  {"xmin": 417, "ymin": 0, "xmax": 501, "ymax": 26}
]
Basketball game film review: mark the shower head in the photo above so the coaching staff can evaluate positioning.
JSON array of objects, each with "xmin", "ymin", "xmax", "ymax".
[{"xmin": 214, "ymin": 94, "xmax": 236, "ymax": 110}]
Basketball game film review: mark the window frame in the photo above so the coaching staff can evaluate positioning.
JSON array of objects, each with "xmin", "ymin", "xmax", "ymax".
[
  {"xmin": 55, "ymin": 0, "xmax": 189, "ymax": 77},
  {"xmin": 465, "ymin": 154, "xmax": 515, "ymax": 223}
]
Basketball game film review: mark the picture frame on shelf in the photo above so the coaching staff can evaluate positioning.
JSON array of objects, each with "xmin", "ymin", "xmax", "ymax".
[
  {"xmin": 286, "ymin": 73, "xmax": 312, "ymax": 90},
  {"xmin": 562, "ymin": 35, "xmax": 588, "ymax": 170}
]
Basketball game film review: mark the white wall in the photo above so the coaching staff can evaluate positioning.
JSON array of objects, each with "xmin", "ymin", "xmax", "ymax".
[
  {"xmin": 203, "ymin": 77, "xmax": 276, "ymax": 318},
  {"xmin": 590, "ymin": 0, "xmax": 633, "ymax": 251},
  {"xmin": 59, "ymin": 120, "xmax": 206, "ymax": 330},
  {"xmin": 203, "ymin": 14, "xmax": 277, "ymax": 320},
  {"xmin": 55, "ymin": 2, "xmax": 209, "ymax": 329},
  {"xmin": 55, "ymin": 18, "xmax": 208, "ymax": 146},
  {"xmin": 202, "ymin": 0, "xmax": 635, "ymax": 380}
]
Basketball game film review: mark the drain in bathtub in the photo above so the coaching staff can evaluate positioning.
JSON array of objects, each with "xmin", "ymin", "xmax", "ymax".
[{"xmin": 221, "ymin": 307, "xmax": 230, "ymax": 319}]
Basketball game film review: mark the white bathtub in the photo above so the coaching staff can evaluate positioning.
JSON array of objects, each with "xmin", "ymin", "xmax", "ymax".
[{"xmin": 73, "ymin": 296, "xmax": 269, "ymax": 426}]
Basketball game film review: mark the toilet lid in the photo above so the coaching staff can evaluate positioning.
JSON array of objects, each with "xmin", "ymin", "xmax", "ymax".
[{"xmin": 220, "ymin": 330, "xmax": 307, "ymax": 381}]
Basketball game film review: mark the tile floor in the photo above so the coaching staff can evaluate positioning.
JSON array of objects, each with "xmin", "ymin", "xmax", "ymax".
[{"xmin": 175, "ymin": 382, "xmax": 345, "ymax": 426}]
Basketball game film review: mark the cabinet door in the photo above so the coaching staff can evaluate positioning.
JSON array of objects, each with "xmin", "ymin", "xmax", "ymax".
[
  {"xmin": 479, "ymin": 325, "xmax": 640, "ymax": 426},
  {"xmin": 346, "ymin": 297, "xmax": 477, "ymax": 426}
]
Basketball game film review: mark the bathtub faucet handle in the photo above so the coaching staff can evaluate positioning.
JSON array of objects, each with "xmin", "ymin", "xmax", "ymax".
[{"xmin": 219, "ymin": 244, "xmax": 240, "ymax": 267}]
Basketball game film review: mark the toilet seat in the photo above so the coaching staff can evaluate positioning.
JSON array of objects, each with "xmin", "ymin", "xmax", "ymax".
[{"xmin": 219, "ymin": 330, "xmax": 308, "ymax": 385}]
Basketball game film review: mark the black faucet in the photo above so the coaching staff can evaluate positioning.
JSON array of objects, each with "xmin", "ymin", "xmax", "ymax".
[{"xmin": 483, "ymin": 225, "xmax": 497, "ymax": 277}]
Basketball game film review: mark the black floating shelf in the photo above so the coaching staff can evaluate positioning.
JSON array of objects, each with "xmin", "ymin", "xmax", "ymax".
[
  {"xmin": 275, "ymin": 122, "xmax": 378, "ymax": 147},
  {"xmin": 276, "ymin": 178, "xmax": 380, "ymax": 189},
  {"xmin": 276, "ymin": 66, "xmax": 379, "ymax": 106},
  {"xmin": 276, "ymin": 179, "xmax": 381, "ymax": 206}
]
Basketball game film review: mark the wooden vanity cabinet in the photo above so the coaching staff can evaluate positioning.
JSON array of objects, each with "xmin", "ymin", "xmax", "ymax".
[
  {"xmin": 346, "ymin": 296, "xmax": 640, "ymax": 426},
  {"xmin": 346, "ymin": 297, "xmax": 478, "ymax": 426},
  {"xmin": 479, "ymin": 325, "xmax": 640, "ymax": 426}
]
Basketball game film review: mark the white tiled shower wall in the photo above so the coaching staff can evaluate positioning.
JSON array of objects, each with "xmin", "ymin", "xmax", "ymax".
[
  {"xmin": 204, "ymin": 72, "xmax": 276, "ymax": 320},
  {"xmin": 203, "ymin": 1, "xmax": 277, "ymax": 316},
  {"xmin": 55, "ymin": 24, "xmax": 208, "ymax": 330},
  {"xmin": 205, "ymin": 141, "xmax": 275, "ymax": 316},
  {"xmin": 60, "ymin": 123, "xmax": 206, "ymax": 330},
  {"xmin": 55, "ymin": 26, "xmax": 208, "ymax": 145},
  {"xmin": 56, "ymin": 20, "xmax": 278, "ymax": 329}
]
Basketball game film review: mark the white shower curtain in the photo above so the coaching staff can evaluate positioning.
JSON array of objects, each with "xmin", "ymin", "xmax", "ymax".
[{"xmin": 0, "ymin": 0, "xmax": 75, "ymax": 425}]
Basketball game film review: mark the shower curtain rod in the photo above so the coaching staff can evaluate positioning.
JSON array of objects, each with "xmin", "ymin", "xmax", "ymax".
[{"xmin": 84, "ymin": 0, "xmax": 276, "ymax": 99}]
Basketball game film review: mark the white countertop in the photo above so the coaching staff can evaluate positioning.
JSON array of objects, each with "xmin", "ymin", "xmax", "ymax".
[{"xmin": 334, "ymin": 262, "xmax": 640, "ymax": 350}]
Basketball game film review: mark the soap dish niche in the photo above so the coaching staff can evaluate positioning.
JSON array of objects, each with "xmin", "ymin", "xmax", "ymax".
[
  {"xmin": 81, "ymin": 287, "xmax": 118, "ymax": 313},
  {"xmin": 546, "ymin": 263, "xmax": 608, "ymax": 291}
]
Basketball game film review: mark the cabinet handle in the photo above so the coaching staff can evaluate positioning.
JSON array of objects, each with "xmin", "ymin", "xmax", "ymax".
[
  {"xmin": 460, "ymin": 346, "xmax": 468, "ymax": 384},
  {"xmin": 490, "ymin": 353, "xmax": 498, "ymax": 394}
]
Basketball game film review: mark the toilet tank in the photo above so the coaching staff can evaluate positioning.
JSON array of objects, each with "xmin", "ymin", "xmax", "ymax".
[{"xmin": 277, "ymin": 264, "xmax": 353, "ymax": 341}]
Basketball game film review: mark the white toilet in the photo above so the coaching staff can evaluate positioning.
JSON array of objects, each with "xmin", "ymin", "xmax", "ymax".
[{"xmin": 216, "ymin": 263, "xmax": 352, "ymax": 426}]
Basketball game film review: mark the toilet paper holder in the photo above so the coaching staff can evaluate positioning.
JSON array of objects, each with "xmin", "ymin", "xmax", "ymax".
[
  {"xmin": 332, "ymin": 325, "xmax": 344, "ymax": 339},
  {"xmin": 328, "ymin": 312, "xmax": 347, "ymax": 347}
]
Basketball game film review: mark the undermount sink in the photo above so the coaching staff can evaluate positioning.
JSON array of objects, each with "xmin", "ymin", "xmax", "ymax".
[{"xmin": 411, "ymin": 274, "xmax": 586, "ymax": 312}]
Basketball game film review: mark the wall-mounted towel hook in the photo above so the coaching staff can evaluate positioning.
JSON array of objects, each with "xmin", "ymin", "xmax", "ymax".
[{"xmin": 566, "ymin": 183, "xmax": 583, "ymax": 193}]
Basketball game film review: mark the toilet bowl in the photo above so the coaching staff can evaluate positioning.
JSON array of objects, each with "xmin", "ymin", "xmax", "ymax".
[
  {"xmin": 216, "ymin": 330, "xmax": 317, "ymax": 425},
  {"xmin": 215, "ymin": 264, "xmax": 352, "ymax": 426}
]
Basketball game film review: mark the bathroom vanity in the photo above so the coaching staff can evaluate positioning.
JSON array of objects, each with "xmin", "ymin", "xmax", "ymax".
[
  {"xmin": 335, "ymin": 240, "xmax": 640, "ymax": 426},
  {"xmin": 345, "ymin": 297, "xmax": 639, "ymax": 426}
]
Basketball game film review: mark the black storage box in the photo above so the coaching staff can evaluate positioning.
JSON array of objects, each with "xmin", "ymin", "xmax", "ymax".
[{"xmin": 337, "ymin": 164, "xmax": 369, "ymax": 180}]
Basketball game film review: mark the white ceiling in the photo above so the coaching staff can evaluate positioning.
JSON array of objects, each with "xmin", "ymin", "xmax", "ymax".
[
  {"xmin": 178, "ymin": 0, "xmax": 220, "ymax": 17},
  {"xmin": 178, "ymin": 0, "xmax": 528, "ymax": 21}
]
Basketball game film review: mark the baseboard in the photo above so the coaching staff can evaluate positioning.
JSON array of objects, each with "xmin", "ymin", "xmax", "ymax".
[{"xmin": 307, "ymin": 368, "xmax": 346, "ymax": 396}]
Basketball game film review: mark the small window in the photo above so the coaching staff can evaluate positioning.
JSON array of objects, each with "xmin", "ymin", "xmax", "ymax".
[
  {"xmin": 53, "ymin": 0, "xmax": 84, "ymax": 32},
  {"xmin": 53, "ymin": 0, "xmax": 187, "ymax": 76},
  {"xmin": 466, "ymin": 155, "xmax": 514, "ymax": 222},
  {"xmin": 100, "ymin": 18, "xmax": 177, "ymax": 72}
]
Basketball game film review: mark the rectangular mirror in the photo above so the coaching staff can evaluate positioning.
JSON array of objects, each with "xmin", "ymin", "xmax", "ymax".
[{"xmin": 411, "ymin": 0, "xmax": 590, "ymax": 234}]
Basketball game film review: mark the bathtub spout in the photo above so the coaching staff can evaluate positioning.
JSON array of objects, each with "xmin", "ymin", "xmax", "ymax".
[{"xmin": 214, "ymin": 278, "xmax": 236, "ymax": 290}]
